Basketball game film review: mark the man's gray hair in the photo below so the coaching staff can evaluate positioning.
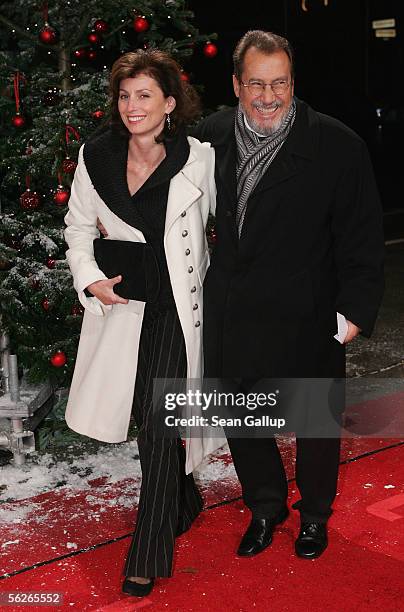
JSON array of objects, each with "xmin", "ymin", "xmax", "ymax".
[{"xmin": 233, "ymin": 30, "xmax": 295, "ymax": 80}]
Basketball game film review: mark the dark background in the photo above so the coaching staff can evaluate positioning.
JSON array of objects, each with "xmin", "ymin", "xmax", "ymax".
[{"xmin": 188, "ymin": 0, "xmax": 404, "ymax": 225}]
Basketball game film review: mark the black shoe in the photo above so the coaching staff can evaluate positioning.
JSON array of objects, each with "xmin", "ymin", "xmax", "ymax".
[
  {"xmin": 237, "ymin": 508, "xmax": 289, "ymax": 557},
  {"xmin": 122, "ymin": 577, "xmax": 154, "ymax": 597},
  {"xmin": 295, "ymin": 522, "xmax": 328, "ymax": 559}
]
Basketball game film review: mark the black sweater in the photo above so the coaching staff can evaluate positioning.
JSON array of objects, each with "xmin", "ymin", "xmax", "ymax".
[
  {"xmin": 132, "ymin": 131, "xmax": 190, "ymax": 320},
  {"xmin": 82, "ymin": 127, "xmax": 190, "ymax": 321}
]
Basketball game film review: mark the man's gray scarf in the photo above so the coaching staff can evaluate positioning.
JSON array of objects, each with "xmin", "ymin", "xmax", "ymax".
[{"xmin": 235, "ymin": 99, "xmax": 296, "ymax": 236}]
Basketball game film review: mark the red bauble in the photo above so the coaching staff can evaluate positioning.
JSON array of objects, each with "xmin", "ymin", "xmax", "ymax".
[
  {"xmin": 71, "ymin": 303, "xmax": 84, "ymax": 316},
  {"xmin": 94, "ymin": 19, "xmax": 109, "ymax": 33},
  {"xmin": 180, "ymin": 72, "xmax": 190, "ymax": 82},
  {"xmin": 12, "ymin": 114, "xmax": 26, "ymax": 128},
  {"xmin": 92, "ymin": 109, "xmax": 105, "ymax": 120},
  {"xmin": 133, "ymin": 16, "xmax": 149, "ymax": 32},
  {"xmin": 62, "ymin": 157, "xmax": 77, "ymax": 174},
  {"xmin": 88, "ymin": 31, "xmax": 100, "ymax": 45},
  {"xmin": 50, "ymin": 351, "xmax": 67, "ymax": 368},
  {"xmin": 203, "ymin": 42, "xmax": 218, "ymax": 58},
  {"xmin": 46, "ymin": 257, "xmax": 56, "ymax": 269},
  {"xmin": 20, "ymin": 189, "xmax": 40, "ymax": 210},
  {"xmin": 53, "ymin": 185, "xmax": 70, "ymax": 206},
  {"xmin": 39, "ymin": 23, "xmax": 58, "ymax": 44},
  {"xmin": 74, "ymin": 48, "xmax": 86, "ymax": 59},
  {"xmin": 87, "ymin": 49, "xmax": 97, "ymax": 61},
  {"xmin": 41, "ymin": 298, "xmax": 50, "ymax": 311}
]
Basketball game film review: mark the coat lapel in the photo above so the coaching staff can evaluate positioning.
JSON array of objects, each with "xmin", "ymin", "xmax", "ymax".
[
  {"xmin": 249, "ymin": 99, "xmax": 320, "ymax": 199},
  {"xmin": 217, "ymin": 136, "xmax": 237, "ymax": 210},
  {"xmin": 164, "ymin": 148, "xmax": 203, "ymax": 235},
  {"xmin": 212, "ymin": 110, "xmax": 239, "ymax": 243},
  {"xmin": 83, "ymin": 128, "xmax": 151, "ymax": 236},
  {"xmin": 213, "ymin": 111, "xmax": 238, "ymax": 211}
]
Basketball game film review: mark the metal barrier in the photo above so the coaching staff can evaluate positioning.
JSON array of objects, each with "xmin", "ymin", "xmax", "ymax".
[{"xmin": 0, "ymin": 331, "xmax": 54, "ymax": 465}]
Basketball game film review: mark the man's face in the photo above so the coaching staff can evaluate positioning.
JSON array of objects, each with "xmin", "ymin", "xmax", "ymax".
[{"xmin": 233, "ymin": 48, "xmax": 294, "ymax": 136}]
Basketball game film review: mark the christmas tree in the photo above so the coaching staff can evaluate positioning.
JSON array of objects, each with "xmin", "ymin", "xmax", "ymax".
[{"xmin": 0, "ymin": 0, "xmax": 218, "ymax": 389}]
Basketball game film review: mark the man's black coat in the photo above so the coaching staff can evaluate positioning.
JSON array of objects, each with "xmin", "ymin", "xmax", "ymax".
[{"xmin": 193, "ymin": 99, "xmax": 384, "ymax": 379}]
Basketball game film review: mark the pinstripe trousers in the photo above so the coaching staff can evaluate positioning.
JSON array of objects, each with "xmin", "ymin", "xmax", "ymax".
[{"xmin": 123, "ymin": 308, "xmax": 203, "ymax": 578}]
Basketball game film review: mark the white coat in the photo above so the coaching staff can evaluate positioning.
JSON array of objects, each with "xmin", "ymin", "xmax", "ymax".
[{"xmin": 64, "ymin": 135, "xmax": 226, "ymax": 473}]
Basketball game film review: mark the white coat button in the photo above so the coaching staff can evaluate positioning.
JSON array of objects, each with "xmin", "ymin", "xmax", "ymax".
[
  {"xmin": 181, "ymin": 211, "xmax": 186, "ymax": 217},
  {"xmin": 188, "ymin": 266, "xmax": 193, "ymax": 273},
  {"xmin": 185, "ymin": 249, "xmax": 190, "ymax": 255},
  {"xmin": 182, "ymin": 230, "xmax": 188, "ymax": 237},
  {"xmin": 193, "ymin": 304, "xmax": 198, "ymax": 310},
  {"xmin": 195, "ymin": 321, "xmax": 200, "ymax": 327},
  {"xmin": 191, "ymin": 286, "xmax": 196, "ymax": 293}
]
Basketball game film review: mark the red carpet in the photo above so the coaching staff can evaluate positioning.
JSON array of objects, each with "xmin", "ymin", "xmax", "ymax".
[{"xmin": 1, "ymin": 412, "xmax": 404, "ymax": 609}]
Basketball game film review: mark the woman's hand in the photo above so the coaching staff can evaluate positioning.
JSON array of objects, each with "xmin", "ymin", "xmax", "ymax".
[{"xmin": 86, "ymin": 275, "xmax": 129, "ymax": 305}]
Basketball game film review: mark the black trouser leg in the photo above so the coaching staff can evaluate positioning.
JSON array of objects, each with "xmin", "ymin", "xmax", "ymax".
[
  {"xmin": 176, "ymin": 441, "xmax": 204, "ymax": 534},
  {"xmin": 124, "ymin": 431, "xmax": 181, "ymax": 577},
  {"xmin": 123, "ymin": 310, "xmax": 202, "ymax": 578},
  {"xmin": 227, "ymin": 436, "xmax": 288, "ymax": 519},
  {"xmin": 293, "ymin": 436, "xmax": 341, "ymax": 523}
]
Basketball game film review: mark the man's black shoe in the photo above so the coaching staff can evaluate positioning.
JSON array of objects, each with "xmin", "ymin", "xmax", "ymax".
[
  {"xmin": 237, "ymin": 508, "xmax": 289, "ymax": 557},
  {"xmin": 295, "ymin": 522, "xmax": 328, "ymax": 559}
]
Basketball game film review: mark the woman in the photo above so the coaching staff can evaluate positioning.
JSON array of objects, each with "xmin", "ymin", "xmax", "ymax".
[{"xmin": 64, "ymin": 49, "xmax": 225, "ymax": 597}]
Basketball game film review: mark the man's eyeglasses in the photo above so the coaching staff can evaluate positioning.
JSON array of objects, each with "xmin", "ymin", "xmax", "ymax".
[{"xmin": 240, "ymin": 79, "xmax": 291, "ymax": 96}]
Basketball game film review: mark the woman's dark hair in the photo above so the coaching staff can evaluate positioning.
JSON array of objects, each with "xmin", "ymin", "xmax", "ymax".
[
  {"xmin": 233, "ymin": 30, "xmax": 295, "ymax": 81},
  {"xmin": 109, "ymin": 48, "xmax": 201, "ymax": 142}
]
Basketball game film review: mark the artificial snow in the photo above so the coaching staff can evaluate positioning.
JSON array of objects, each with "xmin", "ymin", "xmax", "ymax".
[
  {"xmin": 0, "ymin": 439, "xmax": 237, "ymax": 526},
  {"xmin": 0, "ymin": 440, "xmax": 141, "ymax": 503}
]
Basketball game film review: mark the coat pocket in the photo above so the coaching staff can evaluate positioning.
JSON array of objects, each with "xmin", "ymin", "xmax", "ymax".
[{"xmin": 112, "ymin": 300, "xmax": 144, "ymax": 315}]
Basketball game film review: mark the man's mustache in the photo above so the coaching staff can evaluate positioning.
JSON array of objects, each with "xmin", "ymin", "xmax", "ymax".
[{"xmin": 252, "ymin": 100, "xmax": 283, "ymax": 111}]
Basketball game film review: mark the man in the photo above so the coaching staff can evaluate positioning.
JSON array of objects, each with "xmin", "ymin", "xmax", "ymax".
[{"xmin": 192, "ymin": 30, "xmax": 384, "ymax": 559}]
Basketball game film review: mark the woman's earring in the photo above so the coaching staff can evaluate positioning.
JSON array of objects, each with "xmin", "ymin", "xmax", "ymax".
[{"xmin": 166, "ymin": 113, "xmax": 171, "ymax": 130}]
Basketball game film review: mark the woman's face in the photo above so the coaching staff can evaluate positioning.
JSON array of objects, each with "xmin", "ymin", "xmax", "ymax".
[{"xmin": 118, "ymin": 74, "xmax": 175, "ymax": 138}]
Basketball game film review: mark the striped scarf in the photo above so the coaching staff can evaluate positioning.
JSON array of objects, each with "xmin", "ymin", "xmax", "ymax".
[{"xmin": 235, "ymin": 98, "xmax": 296, "ymax": 236}]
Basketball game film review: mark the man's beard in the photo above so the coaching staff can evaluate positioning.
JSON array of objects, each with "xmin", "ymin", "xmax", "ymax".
[{"xmin": 241, "ymin": 99, "xmax": 291, "ymax": 136}]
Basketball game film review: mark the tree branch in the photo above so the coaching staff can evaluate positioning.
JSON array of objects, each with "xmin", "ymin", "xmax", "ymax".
[
  {"xmin": 0, "ymin": 13, "xmax": 60, "ymax": 50},
  {"xmin": 104, "ymin": 19, "xmax": 133, "ymax": 41},
  {"xmin": 70, "ymin": 10, "xmax": 93, "ymax": 50}
]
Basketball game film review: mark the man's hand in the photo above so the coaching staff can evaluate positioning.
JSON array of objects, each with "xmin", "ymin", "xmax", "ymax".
[
  {"xmin": 344, "ymin": 320, "xmax": 361, "ymax": 343},
  {"xmin": 86, "ymin": 275, "xmax": 128, "ymax": 305},
  {"xmin": 97, "ymin": 217, "xmax": 108, "ymax": 237}
]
